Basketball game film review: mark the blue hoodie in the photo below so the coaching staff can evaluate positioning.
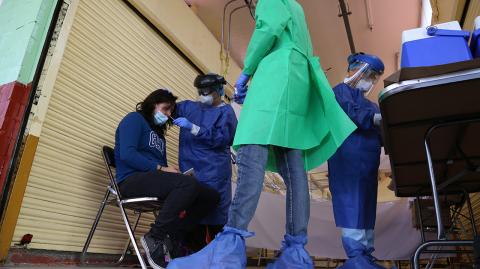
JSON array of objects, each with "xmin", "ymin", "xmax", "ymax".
[{"xmin": 114, "ymin": 112, "xmax": 167, "ymax": 183}]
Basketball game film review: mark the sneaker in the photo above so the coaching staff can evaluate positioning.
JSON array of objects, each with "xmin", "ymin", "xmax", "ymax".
[
  {"xmin": 141, "ymin": 233, "xmax": 170, "ymax": 269},
  {"xmin": 170, "ymin": 238, "xmax": 189, "ymax": 258}
]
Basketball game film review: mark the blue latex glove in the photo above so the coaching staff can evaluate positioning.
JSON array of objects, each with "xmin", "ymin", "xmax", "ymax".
[
  {"xmin": 235, "ymin": 73, "xmax": 250, "ymax": 89},
  {"xmin": 234, "ymin": 73, "xmax": 250, "ymax": 104},
  {"xmin": 234, "ymin": 87, "xmax": 248, "ymax": 104},
  {"xmin": 173, "ymin": 117, "xmax": 193, "ymax": 130}
]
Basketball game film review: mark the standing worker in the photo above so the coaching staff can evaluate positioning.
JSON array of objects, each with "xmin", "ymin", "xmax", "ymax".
[
  {"xmin": 328, "ymin": 52, "xmax": 386, "ymax": 269},
  {"xmin": 173, "ymin": 73, "xmax": 237, "ymax": 250},
  {"xmin": 168, "ymin": 0, "xmax": 356, "ymax": 268}
]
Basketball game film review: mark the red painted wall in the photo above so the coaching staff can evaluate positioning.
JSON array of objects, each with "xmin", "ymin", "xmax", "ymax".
[{"xmin": 0, "ymin": 81, "xmax": 32, "ymax": 193}]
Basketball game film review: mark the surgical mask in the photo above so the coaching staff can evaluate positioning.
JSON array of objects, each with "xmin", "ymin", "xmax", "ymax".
[
  {"xmin": 153, "ymin": 111, "xmax": 168, "ymax": 126},
  {"xmin": 356, "ymin": 79, "xmax": 374, "ymax": 93},
  {"xmin": 198, "ymin": 95, "xmax": 214, "ymax": 106}
]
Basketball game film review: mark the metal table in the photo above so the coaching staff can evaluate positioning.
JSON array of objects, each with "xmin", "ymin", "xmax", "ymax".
[{"xmin": 379, "ymin": 68, "xmax": 480, "ymax": 268}]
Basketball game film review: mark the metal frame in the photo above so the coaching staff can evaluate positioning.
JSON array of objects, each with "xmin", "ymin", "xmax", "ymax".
[
  {"xmin": 415, "ymin": 191, "xmax": 468, "ymax": 243},
  {"xmin": 379, "ymin": 69, "xmax": 480, "ymax": 268},
  {"xmin": 80, "ymin": 146, "xmax": 163, "ymax": 268},
  {"xmin": 410, "ymin": 118, "xmax": 480, "ymax": 269},
  {"xmin": 219, "ymin": 0, "xmax": 247, "ymax": 77},
  {"xmin": 379, "ymin": 68, "xmax": 480, "ymax": 102}
]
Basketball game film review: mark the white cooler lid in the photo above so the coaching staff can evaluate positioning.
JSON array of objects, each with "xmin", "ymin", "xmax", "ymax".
[{"xmin": 402, "ymin": 21, "xmax": 461, "ymax": 44}]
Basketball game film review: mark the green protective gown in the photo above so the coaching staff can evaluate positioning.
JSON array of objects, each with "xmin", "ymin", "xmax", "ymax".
[{"xmin": 233, "ymin": 0, "xmax": 357, "ymax": 171}]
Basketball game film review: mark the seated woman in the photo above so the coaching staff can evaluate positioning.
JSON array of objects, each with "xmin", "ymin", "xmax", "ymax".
[{"xmin": 114, "ymin": 89, "xmax": 220, "ymax": 269}]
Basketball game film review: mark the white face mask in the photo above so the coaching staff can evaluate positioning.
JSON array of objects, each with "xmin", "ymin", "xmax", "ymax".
[
  {"xmin": 356, "ymin": 79, "xmax": 373, "ymax": 93},
  {"xmin": 198, "ymin": 95, "xmax": 213, "ymax": 106},
  {"xmin": 153, "ymin": 111, "xmax": 168, "ymax": 126}
]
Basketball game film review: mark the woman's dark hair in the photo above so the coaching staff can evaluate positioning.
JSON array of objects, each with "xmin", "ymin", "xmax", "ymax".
[{"xmin": 136, "ymin": 89, "xmax": 177, "ymax": 136}]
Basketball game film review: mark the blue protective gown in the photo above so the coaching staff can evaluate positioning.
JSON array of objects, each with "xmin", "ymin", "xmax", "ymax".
[
  {"xmin": 327, "ymin": 83, "xmax": 382, "ymax": 229},
  {"xmin": 176, "ymin": 100, "xmax": 237, "ymax": 225}
]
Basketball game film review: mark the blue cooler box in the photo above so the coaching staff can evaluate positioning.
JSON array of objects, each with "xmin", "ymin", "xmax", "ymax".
[
  {"xmin": 401, "ymin": 21, "xmax": 472, "ymax": 68},
  {"xmin": 471, "ymin": 17, "xmax": 480, "ymax": 58}
]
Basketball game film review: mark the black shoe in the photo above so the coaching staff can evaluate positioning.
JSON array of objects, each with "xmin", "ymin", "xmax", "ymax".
[
  {"xmin": 168, "ymin": 238, "xmax": 184, "ymax": 258},
  {"xmin": 141, "ymin": 233, "xmax": 170, "ymax": 269}
]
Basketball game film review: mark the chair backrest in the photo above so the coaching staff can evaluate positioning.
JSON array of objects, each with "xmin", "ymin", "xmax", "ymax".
[
  {"xmin": 101, "ymin": 146, "xmax": 122, "ymax": 200},
  {"xmin": 102, "ymin": 146, "xmax": 116, "ymax": 168}
]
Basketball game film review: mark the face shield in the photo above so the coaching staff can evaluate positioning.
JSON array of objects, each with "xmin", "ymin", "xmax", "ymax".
[
  {"xmin": 194, "ymin": 73, "xmax": 226, "ymax": 97},
  {"xmin": 343, "ymin": 61, "xmax": 382, "ymax": 96}
]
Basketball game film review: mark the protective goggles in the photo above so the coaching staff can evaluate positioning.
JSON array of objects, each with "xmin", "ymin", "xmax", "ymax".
[{"xmin": 197, "ymin": 87, "xmax": 217, "ymax": 96}]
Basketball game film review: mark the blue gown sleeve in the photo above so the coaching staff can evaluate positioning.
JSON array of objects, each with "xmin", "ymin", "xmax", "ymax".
[
  {"xmin": 195, "ymin": 106, "xmax": 238, "ymax": 148},
  {"xmin": 118, "ymin": 113, "xmax": 158, "ymax": 171},
  {"xmin": 333, "ymin": 85, "xmax": 376, "ymax": 130},
  {"xmin": 175, "ymin": 101, "xmax": 186, "ymax": 118}
]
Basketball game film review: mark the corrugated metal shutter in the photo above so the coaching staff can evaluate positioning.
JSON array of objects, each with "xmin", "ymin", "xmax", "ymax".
[{"xmin": 13, "ymin": 0, "xmax": 199, "ymax": 253}]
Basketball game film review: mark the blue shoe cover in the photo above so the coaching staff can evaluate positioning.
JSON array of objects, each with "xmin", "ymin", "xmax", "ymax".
[
  {"xmin": 337, "ymin": 254, "xmax": 387, "ymax": 269},
  {"xmin": 167, "ymin": 226, "xmax": 254, "ymax": 269},
  {"xmin": 266, "ymin": 234, "xmax": 314, "ymax": 269},
  {"xmin": 338, "ymin": 236, "xmax": 387, "ymax": 269},
  {"xmin": 342, "ymin": 235, "xmax": 372, "ymax": 258}
]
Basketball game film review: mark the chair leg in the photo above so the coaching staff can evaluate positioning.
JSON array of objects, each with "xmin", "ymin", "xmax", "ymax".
[
  {"xmin": 116, "ymin": 212, "xmax": 142, "ymax": 265},
  {"xmin": 80, "ymin": 189, "xmax": 110, "ymax": 265},
  {"xmin": 119, "ymin": 203, "xmax": 148, "ymax": 269}
]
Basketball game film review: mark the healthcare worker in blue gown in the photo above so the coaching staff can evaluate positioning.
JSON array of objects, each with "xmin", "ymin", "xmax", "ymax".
[
  {"xmin": 328, "ymin": 53, "xmax": 387, "ymax": 269},
  {"xmin": 173, "ymin": 73, "xmax": 237, "ymax": 250}
]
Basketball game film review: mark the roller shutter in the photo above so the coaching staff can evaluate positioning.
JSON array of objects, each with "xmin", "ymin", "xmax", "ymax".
[{"xmin": 13, "ymin": 0, "xmax": 199, "ymax": 253}]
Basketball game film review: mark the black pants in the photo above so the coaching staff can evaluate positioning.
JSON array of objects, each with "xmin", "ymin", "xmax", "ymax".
[
  {"xmin": 119, "ymin": 170, "xmax": 220, "ymax": 240},
  {"xmin": 185, "ymin": 224, "xmax": 224, "ymax": 252}
]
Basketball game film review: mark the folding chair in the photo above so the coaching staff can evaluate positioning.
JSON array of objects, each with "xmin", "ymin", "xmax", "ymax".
[{"xmin": 80, "ymin": 146, "xmax": 163, "ymax": 268}]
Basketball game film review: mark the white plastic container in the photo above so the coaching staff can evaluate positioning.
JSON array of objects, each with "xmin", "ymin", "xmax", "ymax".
[{"xmin": 401, "ymin": 21, "xmax": 462, "ymax": 44}]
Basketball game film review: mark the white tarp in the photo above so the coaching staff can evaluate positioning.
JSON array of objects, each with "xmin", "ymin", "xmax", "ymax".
[{"xmin": 244, "ymin": 187, "xmax": 421, "ymax": 260}]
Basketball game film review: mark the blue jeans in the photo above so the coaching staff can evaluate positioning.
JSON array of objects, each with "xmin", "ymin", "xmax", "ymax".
[{"xmin": 227, "ymin": 145, "xmax": 310, "ymax": 236}]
